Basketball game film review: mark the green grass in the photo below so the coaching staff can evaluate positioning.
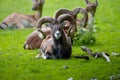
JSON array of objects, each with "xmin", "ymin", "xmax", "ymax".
[{"xmin": 0, "ymin": 0, "xmax": 120, "ymax": 80}]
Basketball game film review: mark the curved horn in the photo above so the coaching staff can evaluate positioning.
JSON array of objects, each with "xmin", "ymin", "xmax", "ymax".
[
  {"xmin": 37, "ymin": 28, "xmax": 46, "ymax": 39},
  {"xmin": 55, "ymin": 8, "xmax": 80, "ymax": 20},
  {"xmin": 54, "ymin": 8, "xmax": 72, "ymax": 19},
  {"xmin": 36, "ymin": 16, "xmax": 55, "ymax": 28},
  {"xmin": 36, "ymin": 16, "xmax": 54, "ymax": 39},
  {"xmin": 71, "ymin": 7, "xmax": 88, "ymax": 27},
  {"xmin": 58, "ymin": 14, "xmax": 76, "ymax": 24},
  {"xmin": 57, "ymin": 14, "xmax": 77, "ymax": 36},
  {"xmin": 72, "ymin": 7, "xmax": 81, "ymax": 19},
  {"xmin": 79, "ymin": 8, "xmax": 88, "ymax": 27}
]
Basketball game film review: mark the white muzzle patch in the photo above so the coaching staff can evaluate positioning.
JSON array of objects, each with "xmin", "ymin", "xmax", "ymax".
[{"xmin": 54, "ymin": 31, "xmax": 61, "ymax": 40}]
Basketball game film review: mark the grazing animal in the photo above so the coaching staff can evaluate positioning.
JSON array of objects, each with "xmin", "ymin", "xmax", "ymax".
[
  {"xmin": 0, "ymin": 0, "xmax": 44, "ymax": 29},
  {"xmin": 36, "ymin": 14, "xmax": 76, "ymax": 59}
]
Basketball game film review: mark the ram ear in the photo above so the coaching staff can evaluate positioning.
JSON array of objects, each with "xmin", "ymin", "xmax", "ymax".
[{"xmin": 95, "ymin": 0, "xmax": 98, "ymax": 6}]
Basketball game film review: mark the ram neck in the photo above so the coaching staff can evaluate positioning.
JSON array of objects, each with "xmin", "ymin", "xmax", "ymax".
[
  {"xmin": 34, "ymin": 5, "xmax": 43, "ymax": 20},
  {"xmin": 53, "ymin": 37, "xmax": 67, "ymax": 48}
]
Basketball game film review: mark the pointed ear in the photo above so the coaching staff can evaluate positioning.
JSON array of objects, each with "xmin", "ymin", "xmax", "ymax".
[
  {"xmin": 38, "ymin": 0, "xmax": 45, "ymax": 4},
  {"xmin": 85, "ymin": 0, "xmax": 90, "ymax": 4},
  {"xmin": 95, "ymin": 0, "xmax": 98, "ymax": 6}
]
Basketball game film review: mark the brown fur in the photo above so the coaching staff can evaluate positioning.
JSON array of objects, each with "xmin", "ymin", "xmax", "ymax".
[
  {"xmin": 36, "ymin": 14, "xmax": 76, "ymax": 59},
  {"xmin": 0, "ymin": 0, "xmax": 44, "ymax": 29},
  {"xmin": 23, "ymin": 28, "xmax": 51, "ymax": 49}
]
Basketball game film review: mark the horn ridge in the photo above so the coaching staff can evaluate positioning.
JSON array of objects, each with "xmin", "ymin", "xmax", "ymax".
[
  {"xmin": 79, "ymin": 8, "xmax": 88, "ymax": 27},
  {"xmin": 36, "ymin": 16, "xmax": 55, "ymax": 28},
  {"xmin": 54, "ymin": 8, "xmax": 71, "ymax": 19},
  {"xmin": 57, "ymin": 14, "xmax": 76, "ymax": 36}
]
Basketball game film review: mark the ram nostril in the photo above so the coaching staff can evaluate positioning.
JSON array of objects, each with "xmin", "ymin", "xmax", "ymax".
[
  {"xmin": 56, "ymin": 33, "xmax": 60, "ymax": 36},
  {"xmin": 56, "ymin": 31, "xmax": 60, "ymax": 35}
]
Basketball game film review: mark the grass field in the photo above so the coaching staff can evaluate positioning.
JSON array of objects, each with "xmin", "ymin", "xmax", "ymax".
[{"xmin": 0, "ymin": 0, "xmax": 120, "ymax": 80}]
